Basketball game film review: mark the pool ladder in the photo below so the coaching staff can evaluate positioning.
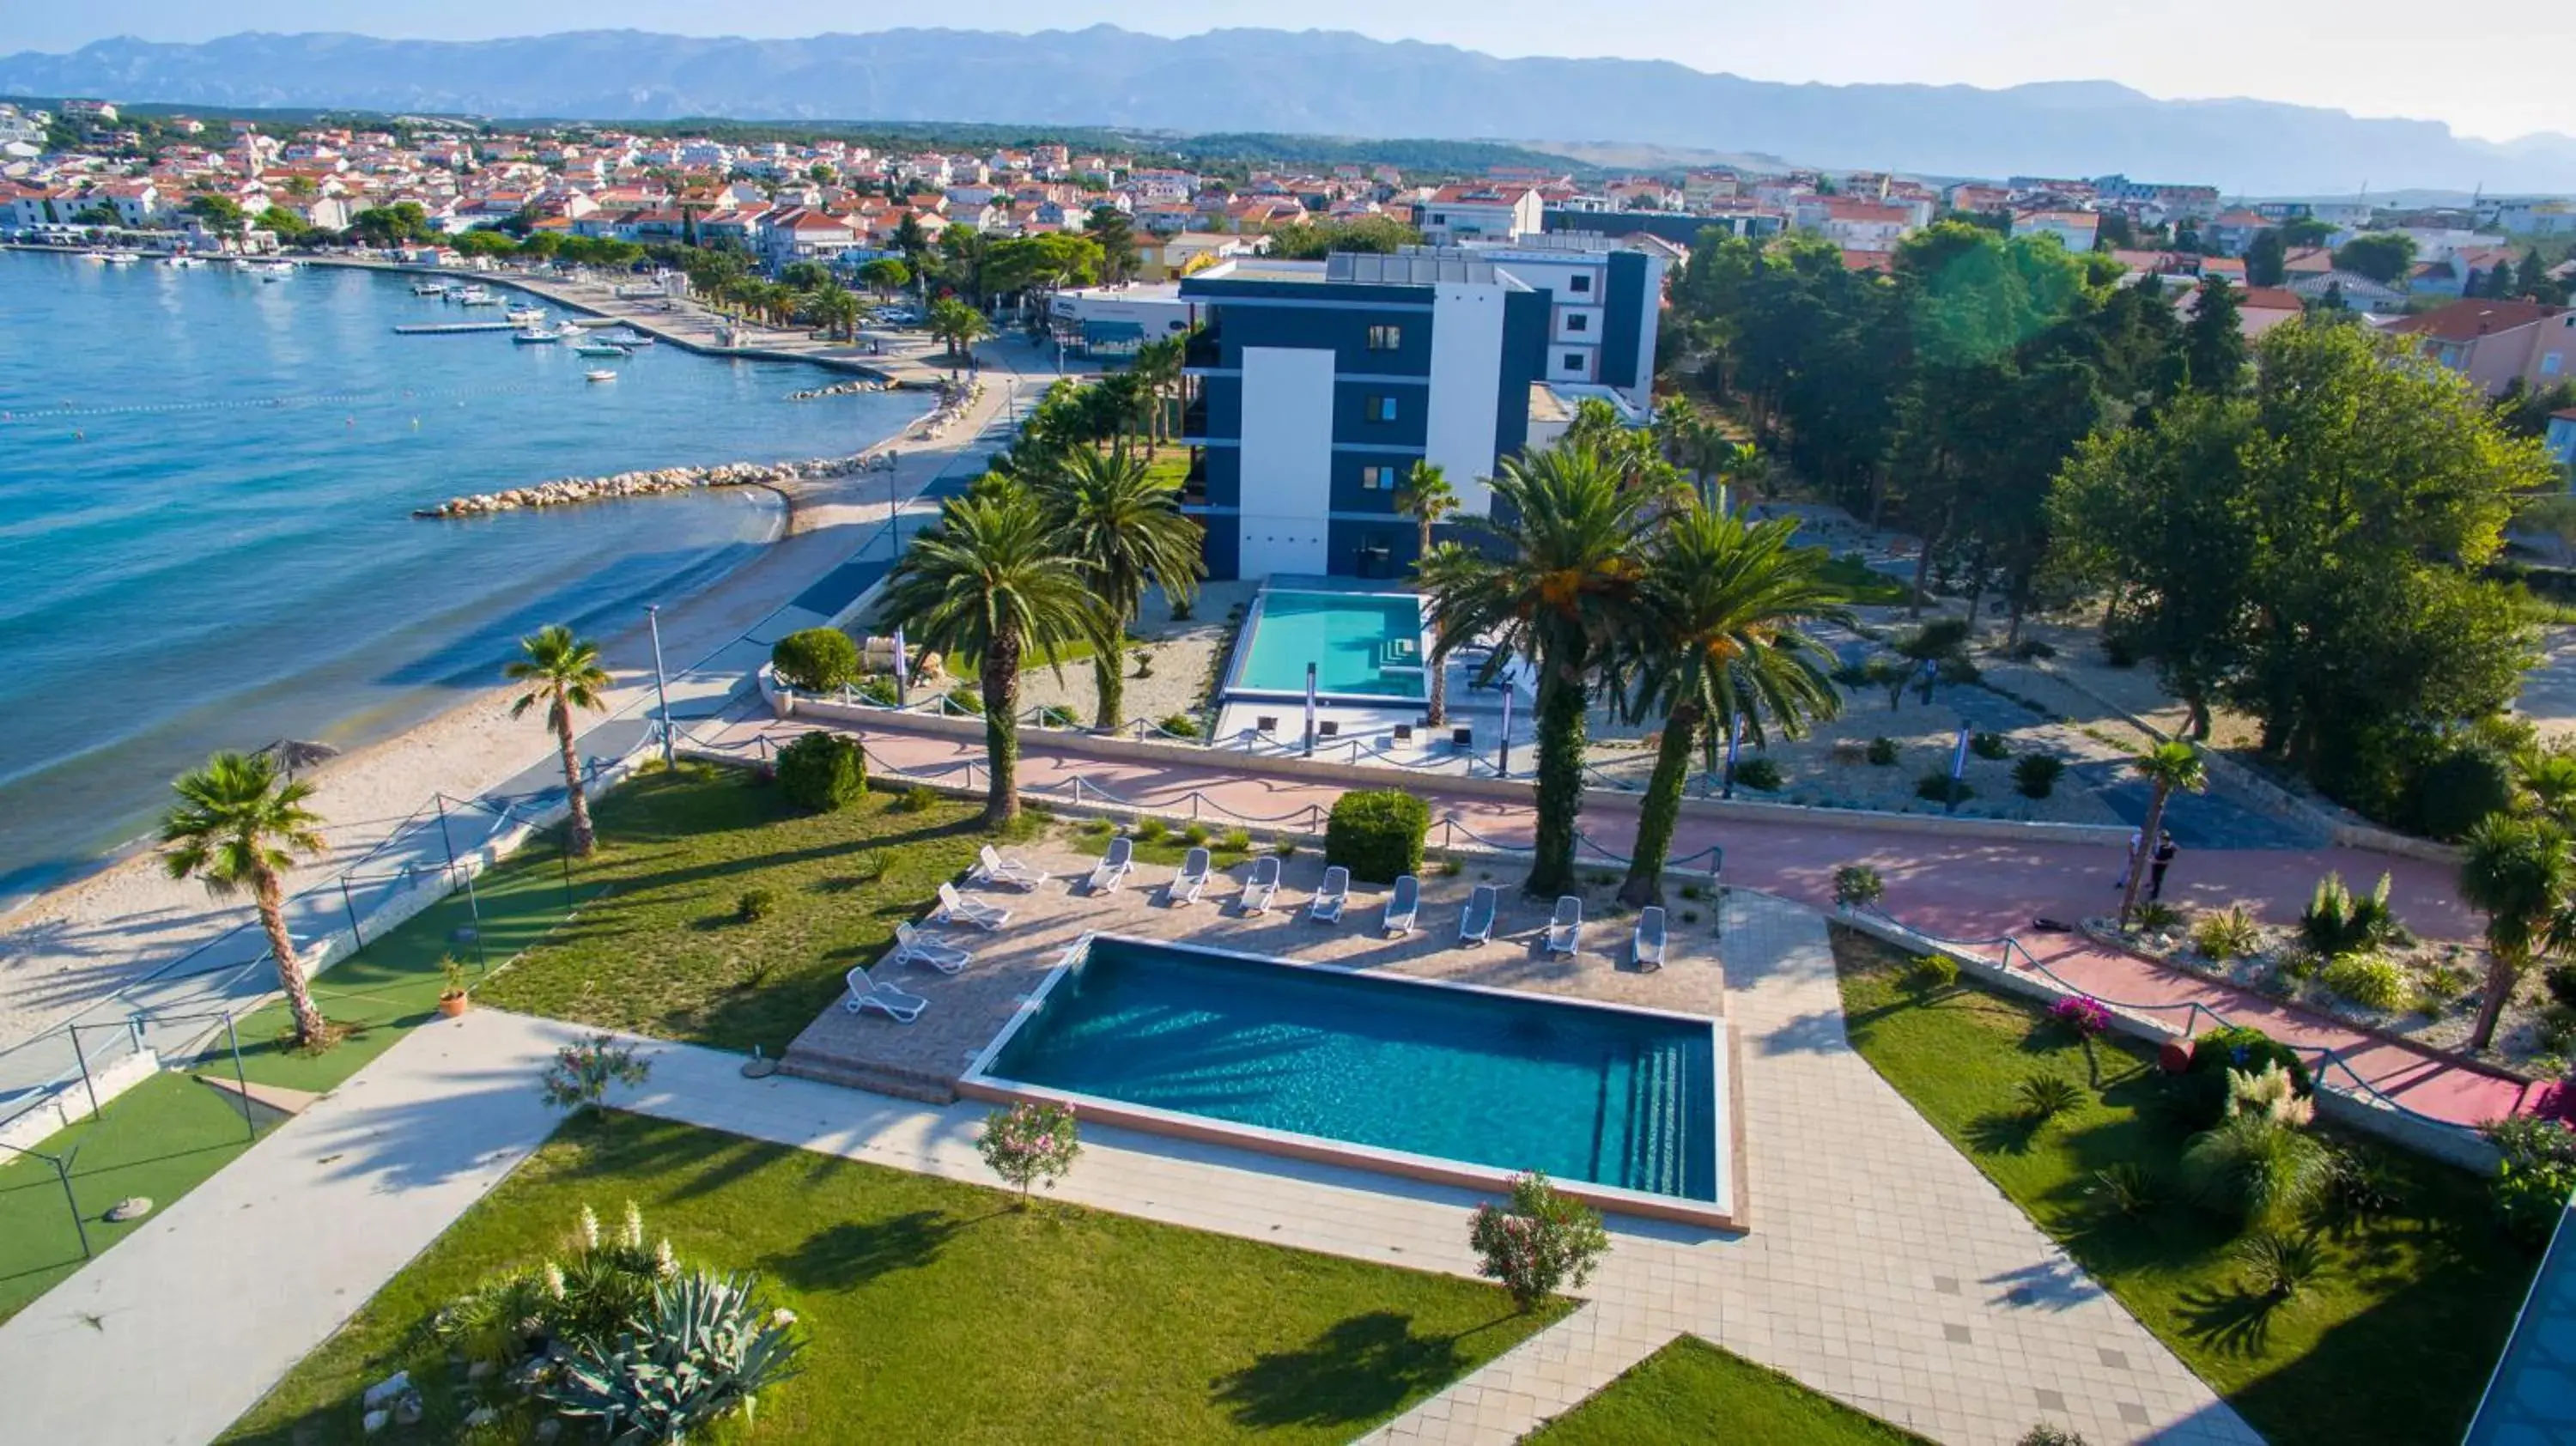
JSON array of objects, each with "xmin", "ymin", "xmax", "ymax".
[{"xmin": 1620, "ymin": 1042, "xmax": 1688, "ymax": 1197}]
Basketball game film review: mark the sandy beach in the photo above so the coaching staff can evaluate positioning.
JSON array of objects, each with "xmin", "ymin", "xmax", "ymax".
[{"xmin": 0, "ymin": 325, "xmax": 1037, "ymax": 1049}]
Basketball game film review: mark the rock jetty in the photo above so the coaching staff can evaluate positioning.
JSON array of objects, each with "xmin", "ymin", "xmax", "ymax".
[
  {"xmin": 787, "ymin": 378, "xmax": 887, "ymax": 400},
  {"xmin": 413, "ymin": 454, "xmax": 874, "ymax": 519}
]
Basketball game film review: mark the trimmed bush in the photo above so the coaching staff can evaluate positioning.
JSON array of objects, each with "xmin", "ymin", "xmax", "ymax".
[
  {"xmin": 1971, "ymin": 731, "xmax": 2012, "ymax": 761},
  {"xmin": 1182, "ymin": 822, "xmax": 1212, "ymax": 848},
  {"xmin": 1468, "ymin": 1171, "xmax": 1610, "ymax": 1313},
  {"xmin": 1734, "ymin": 756, "xmax": 1784, "ymax": 792},
  {"xmin": 2013, "ymin": 753, "xmax": 2064, "ymax": 799},
  {"xmin": 2321, "ymin": 953, "xmax": 2409, "ymax": 1012},
  {"xmin": 769, "ymin": 627, "xmax": 860, "ymax": 693},
  {"xmin": 1833, "ymin": 864, "xmax": 1884, "ymax": 909},
  {"xmin": 947, "ymin": 685, "xmax": 984, "ymax": 717},
  {"xmin": 2408, "ymin": 744, "xmax": 2515, "ymax": 842},
  {"xmin": 775, "ymin": 731, "xmax": 866, "ymax": 813},
  {"xmin": 854, "ymin": 674, "xmax": 900, "ymax": 707},
  {"xmin": 2484, "ymin": 1115, "xmax": 2576, "ymax": 1244},
  {"xmin": 1907, "ymin": 953, "xmax": 1959, "ymax": 991},
  {"xmin": 1325, "ymin": 789, "xmax": 1431, "ymax": 884},
  {"xmin": 2181, "ymin": 1026, "xmax": 2312, "ymax": 1129},
  {"xmin": 1916, "ymin": 770, "xmax": 1972, "ymax": 804},
  {"xmin": 2544, "ymin": 962, "xmax": 2576, "ymax": 1012},
  {"xmin": 1157, "ymin": 712, "xmax": 1200, "ymax": 739},
  {"xmin": 735, "ymin": 888, "xmax": 777, "ymax": 924},
  {"xmin": 1866, "ymin": 736, "xmax": 1899, "ymax": 766},
  {"xmin": 1134, "ymin": 817, "xmax": 1168, "ymax": 843},
  {"xmin": 1220, "ymin": 828, "xmax": 1252, "ymax": 854}
]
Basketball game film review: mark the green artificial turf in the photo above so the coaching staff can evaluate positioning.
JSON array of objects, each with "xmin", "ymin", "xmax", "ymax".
[
  {"xmin": 222, "ymin": 1113, "xmax": 1564, "ymax": 1444},
  {"xmin": 472, "ymin": 763, "xmax": 1000, "ymax": 1054},
  {"xmin": 1074, "ymin": 816, "xmax": 1260, "ymax": 871},
  {"xmin": 1830, "ymin": 926, "xmax": 2537, "ymax": 1446},
  {"xmin": 1529, "ymin": 1336, "xmax": 1929, "ymax": 1444}
]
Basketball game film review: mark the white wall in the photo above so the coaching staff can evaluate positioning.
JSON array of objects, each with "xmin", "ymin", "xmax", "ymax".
[
  {"xmin": 1425, "ymin": 283, "xmax": 1508, "ymax": 516},
  {"xmin": 1236, "ymin": 346, "xmax": 1334, "ymax": 576}
]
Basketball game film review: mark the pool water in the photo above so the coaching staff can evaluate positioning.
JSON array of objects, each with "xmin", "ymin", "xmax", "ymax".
[
  {"xmin": 983, "ymin": 936, "xmax": 1721, "ymax": 1202},
  {"xmin": 1232, "ymin": 590, "xmax": 1428, "ymax": 700}
]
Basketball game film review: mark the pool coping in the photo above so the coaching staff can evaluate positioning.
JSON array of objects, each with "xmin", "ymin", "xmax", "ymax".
[
  {"xmin": 959, "ymin": 929, "xmax": 1747, "ymax": 1234},
  {"xmin": 1219, "ymin": 586, "xmax": 1437, "ymax": 708}
]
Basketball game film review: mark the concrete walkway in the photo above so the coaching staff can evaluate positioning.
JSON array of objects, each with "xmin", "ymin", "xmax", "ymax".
[{"xmin": 711, "ymin": 709, "xmax": 2540, "ymax": 1130}]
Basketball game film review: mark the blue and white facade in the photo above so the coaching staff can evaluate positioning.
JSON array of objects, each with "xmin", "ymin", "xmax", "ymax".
[{"xmin": 1177, "ymin": 240, "xmax": 1664, "ymax": 580}]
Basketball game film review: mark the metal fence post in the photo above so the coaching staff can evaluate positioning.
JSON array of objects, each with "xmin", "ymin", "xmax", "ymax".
[
  {"xmin": 55, "ymin": 1157, "xmax": 89, "ymax": 1259},
  {"xmin": 222, "ymin": 1012, "xmax": 255, "ymax": 1144},
  {"xmin": 340, "ymin": 876, "xmax": 363, "ymax": 950},
  {"xmin": 68, "ymin": 1024, "xmax": 100, "ymax": 1122}
]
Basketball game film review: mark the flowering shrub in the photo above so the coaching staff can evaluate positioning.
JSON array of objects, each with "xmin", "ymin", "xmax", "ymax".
[
  {"xmin": 540, "ymin": 1034, "xmax": 653, "ymax": 1119},
  {"xmin": 1832, "ymin": 864, "xmax": 1884, "ymax": 910},
  {"xmin": 978, "ymin": 1101, "xmax": 1082, "ymax": 1205},
  {"xmin": 1468, "ymin": 1172, "xmax": 1611, "ymax": 1312},
  {"xmin": 2050, "ymin": 995, "xmax": 2111, "ymax": 1038},
  {"xmin": 434, "ymin": 1202, "xmax": 682, "ymax": 1365}
]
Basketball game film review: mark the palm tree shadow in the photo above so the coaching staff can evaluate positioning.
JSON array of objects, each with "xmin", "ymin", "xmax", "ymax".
[
  {"xmin": 762, "ymin": 1206, "xmax": 1004, "ymax": 1291},
  {"xmin": 1965, "ymin": 1110, "xmax": 2044, "ymax": 1157},
  {"xmin": 2176, "ymin": 1282, "xmax": 2284, "ymax": 1358},
  {"xmin": 1209, "ymin": 1309, "xmax": 1505, "ymax": 1428}
]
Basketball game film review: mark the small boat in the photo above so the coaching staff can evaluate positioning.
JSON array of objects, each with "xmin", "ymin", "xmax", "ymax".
[
  {"xmin": 101, "ymin": 251, "xmax": 143, "ymax": 264},
  {"xmin": 504, "ymin": 305, "xmax": 545, "ymax": 325},
  {"xmin": 455, "ymin": 286, "xmax": 495, "ymax": 306},
  {"xmin": 585, "ymin": 369, "xmax": 618, "ymax": 383},
  {"xmin": 572, "ymin": 342, "xmax": 626, "ymax": 357},
  {"xmin": 258, "ymin": 263, "xmax": 291, "ymax": 282},
  {"xmin": 164, "ymin": 255, "xmax": 207, "ymax": 268},
  {"xmin": 411, "ymin": 280, "xmax": 450, "ymax": 296},
  {"xmin": 81, "ymin": 250, "xmax": 111, "ymax": 263},
  {"xmin": 602, "ymin": 331, "xmax": 653, "ymax": 348},
  {"xmin": 513, "ymin": 326, "xmax": 562, "ymax": 344}
]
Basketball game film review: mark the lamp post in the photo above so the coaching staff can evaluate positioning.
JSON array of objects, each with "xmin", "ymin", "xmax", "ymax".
[
  {"xmin": 1498, "ymin": 683, "xmax": 1516, "ymax": 779},
  {"xmin": 1303, "ymin": 663, "xmax": 1318, "ymax": 758},
  {"xmin": 1946, "ymin": 720, "xmax": 1970, "ymax": 815},
  {"xmin": 646, "ymin": 604, "xmax": 675, "ymax": 768}
]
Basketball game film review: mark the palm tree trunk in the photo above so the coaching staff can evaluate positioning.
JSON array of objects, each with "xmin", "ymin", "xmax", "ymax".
[
  {"xmin": 1619, "ymin": 705, "xmax": 1703, "ymax": 907},
  {"xmin": 1527, "ymin": 665, "xmax": 1589, "ymax": 897},
  {"xmin": 2469, "ymin": 953, "xmax": 2520, "ymax": 1052},
  {"xmin": 555, "ymin": 704, "xmax": 595, "ymax": 856},
  {"xmin": 981, "ymin": 642, "xmax": 1022, "ymax": 827},
  {"xmin": 1093, "ymin": 633, "xmax": 1127, "ymax": 732},
  {"xmin": 2117, "ymin": 784, "xmax": 2171, "ymax": 924},
  {"xmin": 258, "ymin": 868, "xmax": 328, "ymax": 1048},
  {"xmin": 1426, "ymin": 648, "xmax": 1449, "ymax": 728}
]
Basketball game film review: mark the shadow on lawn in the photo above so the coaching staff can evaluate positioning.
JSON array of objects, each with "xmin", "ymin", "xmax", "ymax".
[
  {"xmin": 1210, "ymin": 1309, "xmax": 1515, "ymax": 1429},
  {"xmin": 766, "ymin": 1206, "xmax": 1009, "ymax": 1291}
]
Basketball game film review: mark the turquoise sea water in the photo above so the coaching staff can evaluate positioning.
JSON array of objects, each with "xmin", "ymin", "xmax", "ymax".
[
  {"xmin": 0, "ymin": 252, "xmax": 926, "ymax": 906},
  {"xmin": 1233, "ymin": 590, "xmax": 1427, "ymax": 699},
  {"xmin": 985, "ymin": 936, "xmax": 1719, "ymax": 1201}
]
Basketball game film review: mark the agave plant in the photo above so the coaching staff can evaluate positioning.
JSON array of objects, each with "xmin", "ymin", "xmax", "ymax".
[{"xmin": 545, "ymin": 1269, "xmax": 805, "ymax": 1443}]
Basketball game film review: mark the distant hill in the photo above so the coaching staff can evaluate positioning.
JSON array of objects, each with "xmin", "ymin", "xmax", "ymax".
[{"xmin": 5, "ymin": 26, "xmax": 2573, "ymax": 194}]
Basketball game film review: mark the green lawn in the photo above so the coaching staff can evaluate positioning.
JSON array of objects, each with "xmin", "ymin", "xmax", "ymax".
[
  {"xmin": 222, "ymin": 1114, "xmax": 1564, "ymax": 1444},
  {"xmin": 1831, "ymin": 926, "xmax": 2536, "ymax": 1446},
  {"xmin": 0, "ymin": 835, "xmax": 600, "ymax": 1323},
  {"xmin": 475, "ymin": 763, "xmax": 999, "ymax": 1055},
  {"xmin": 1074, "ymin": 816, "xmax": 1260, "ymax": 870},
  {"xmin": 1529, "ymin": 1336, "xmax": 1928, "ymax": 1445},
  {"xmin": 1811, "ymin": 550, "xmax": 1912, "ymax": 606}
]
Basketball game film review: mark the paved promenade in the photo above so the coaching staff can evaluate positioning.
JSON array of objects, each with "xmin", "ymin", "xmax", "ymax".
[{"xmin": 706, "ymin": 709, "xmax": 2539, "ymax": 1131}]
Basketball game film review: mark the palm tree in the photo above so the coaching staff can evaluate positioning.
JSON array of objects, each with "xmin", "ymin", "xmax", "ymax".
[
  {"xmin": 1618, "ymin": 507, "xmax": 1850, "ymax": 906},
  {"xmin": 1129, "ymin": 335, "xmax": 1186, "ymax": 450},
  {"xmin": 1419, "ymin": 443, "xmax": 1655, "ymax": 896},
  {"xmin": 1037, "ymin": 448, "xmax": 1206, "ymax": 732},
  {"xmin": 2459, "ymin": 814, "xmax": 2575, "ymax": 1052},
  {"xmin": 1395, "ymin": 462, "xmax": 1462, "ymax": 726},
  {"xmin": 927, "ymin": 298, "xmax": 990, "ymax": 374},
  {"xmin": 161, "ymin": 751, "xmax": 332, "ymax": 1048},
  {"xmin": 2118, "ymin": 740, "xmax": 2207, "ymax": 923},
  {"xmin": 506, "ymin": 626, "xmax": 613, "ymax": 858},
  {"xmin": 873, "ymin": 491, "xmax": 1097, "ymax": 825}
]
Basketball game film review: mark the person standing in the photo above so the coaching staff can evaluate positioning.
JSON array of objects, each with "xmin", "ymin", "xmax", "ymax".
[
  {"xmin": 2148, "ymin": 831, "xmax": 2179, "ymax": 901},
  {"xmin": 2116, "ymin": 828, "xmax": 2142, "ymax": 890}
]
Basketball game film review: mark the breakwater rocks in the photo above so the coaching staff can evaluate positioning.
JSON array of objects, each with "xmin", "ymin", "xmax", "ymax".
[
  {"xmin": 413, "ymin": 454, "xmax": 879, "ymax": 519},
  {"xmin": 787, "ymin": 378, "xmax": 889, "ymax": 400}
]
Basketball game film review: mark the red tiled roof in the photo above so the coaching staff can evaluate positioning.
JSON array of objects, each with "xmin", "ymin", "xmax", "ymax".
[
  {"xmin": 2239, "ymin": 287, "xmax": 2306, "ymax": 312},
  {"xmin": 2387, "ymin": 299, "xmax": 2567, "ymax": 341}
]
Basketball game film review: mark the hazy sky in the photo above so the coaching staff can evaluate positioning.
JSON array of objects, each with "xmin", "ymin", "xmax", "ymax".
[{"xmin": 6, "ymin": 3, "xmax": 2573, "ymax": 143}]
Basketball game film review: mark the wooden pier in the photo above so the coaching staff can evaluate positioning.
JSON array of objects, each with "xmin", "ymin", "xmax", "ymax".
[{"xmin": 392, "ymin": 321, "xmax": 519, "ymax": 335}]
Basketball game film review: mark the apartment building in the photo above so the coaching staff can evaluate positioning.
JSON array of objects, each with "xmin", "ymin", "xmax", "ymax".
[
  {"xmin": 2386, "ymin": 299, "xmax": 2574, "ymax": 396},
  {"xmin": 1176, "ymin": 241, "xmax": 1660, "ymax": 580},
  {"xmin": 1418, "ymin": 184, "xmax": 1544, "ymax": 244}
]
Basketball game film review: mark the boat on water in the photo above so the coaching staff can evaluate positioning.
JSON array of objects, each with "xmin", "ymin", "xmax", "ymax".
[
  {"xmin": 512, "ymin": 326, "xmax": 562, "ymax": 344},
  {"xmin": 257, "ymin": 262, "xmax": 293, "ymax": 282},
  {"xmin": 164, "ymin": 255, "xmax": 208, "ymax": 268},
  {"xmin": 81, "ymin": 250, "xmax": 110, "ymax": 263},
  {"xmin": 100, "ymin": 251, "xmax": 143, "ymax": 264},
  {"xmin": 572, "ymin": 342, "xmax": 626, "ymax": 357},
  {"xmin": 504, "ymin": 305, "xmax": 546, "ymax": 325},
  {"xmin": 585, "ymin": 369, "xmax": 618, "ymax": 383},
  {"xmin": 411, "ymin": 280, "xmax": 451, "ymax": 296},
  {"xmin": 606, "ymin": 331, "xmax": 655, "ymax": 347},
  {"xmin": 454, "ymin": 287, "xmax": 496, "ymax": 306}
]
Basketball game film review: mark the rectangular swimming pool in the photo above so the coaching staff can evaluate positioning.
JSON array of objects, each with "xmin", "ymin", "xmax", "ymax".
[
  {"xmin": 1226, "ymin": 589, "xmax": 1428, "ymax": 702},
  {"xmin": 967, "ymin": 935, "xmax": 1731, "ymax": 1218}
]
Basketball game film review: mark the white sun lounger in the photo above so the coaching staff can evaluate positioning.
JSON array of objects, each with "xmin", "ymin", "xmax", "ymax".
[
  {"xmin": 1309, "ymin": 866, "xmax": 1350, "ymax": 924},
  {"xmin": 1382, "ymin": 874, "xmax": 1420, "ymax": 935},
  {"xmin": 1171, "ymin": 847, "xmax": 1212, "ymax": 905},
  {"xmin": 1086, "ymin": 835, "xmax": 1134, "ymax": 894},
  {"xmin": 1633, "ymin": 906, "xmax": 1667, "ymax": 971},
  {"xmin": 974, "ymin": 844, "xmax": 1046, "ymax": 891},
  {"xmin": 1546, "ymin": 896, "xmax": 1582, "ymax": 957},
  {"xmin": 935, "ymin": 882, "xmax": 1012, "ymax": 931},
  {"xmin": 891, "ymin": 922, "xmax": 973, "ymax": 975},
  {"xmin": 1459, "ymin": 884, "xmax": 1498, "ymax": 945},
  {"xmin": 1240, "ymin": 854, "xmax": 1281, "ymax": 914},
  {"xmin": 844, "ymin": 964, "xmax": 928, "ymax": 1023}
]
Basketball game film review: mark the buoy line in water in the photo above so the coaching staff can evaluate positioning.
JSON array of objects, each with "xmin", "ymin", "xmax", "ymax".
[{"xmin": 0, "ymin": 381, "xmax": 550, "ymax": 424}]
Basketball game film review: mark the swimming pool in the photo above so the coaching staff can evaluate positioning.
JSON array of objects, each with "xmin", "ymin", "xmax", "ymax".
[
  {"xmin": 1226, "ymin": 589, "xmax": 1429, "ymax": 702},
  {"xmin": 966, "ymin": 934, "xmax": 1734, "ymax": 1223}
]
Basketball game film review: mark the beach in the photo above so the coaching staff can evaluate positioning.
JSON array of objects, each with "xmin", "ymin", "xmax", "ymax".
[{"xmin": 0, "ymin": 270, "xmax": 1036, "ymax": 1048}]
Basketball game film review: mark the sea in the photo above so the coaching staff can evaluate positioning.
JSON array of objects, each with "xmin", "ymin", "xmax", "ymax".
[{"xmin": 0, "ymin": 252, "xmax": 927, "ymax": 909}]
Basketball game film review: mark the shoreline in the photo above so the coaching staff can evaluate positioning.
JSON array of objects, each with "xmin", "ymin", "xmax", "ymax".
[{"xmin": 0, "ymin": 252, "xmax": 939, "ymax": 926}]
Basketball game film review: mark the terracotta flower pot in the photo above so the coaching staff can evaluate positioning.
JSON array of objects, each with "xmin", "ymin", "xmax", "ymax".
[{"xmin": 438, "ymin": 992, "xmax": 471, "ymax": 1018}]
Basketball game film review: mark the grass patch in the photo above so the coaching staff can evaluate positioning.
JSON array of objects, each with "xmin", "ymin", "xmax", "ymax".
[
  {"xmin": 474, "ymin": 763, "xmax": 994, "ymax": 1054},
  {"xmin": 222, "ymin": 1113, "xmax": 1562, "ymax": 1444},
  {"xmin": 1529, "ymin": 1335, "xmax": 1927, "ymax": 1444},
  {"xmin": 1830, "ymin": 926, "xmax": 2535, "ymax": 1446},
  {"xmin": 1074, "ymin": 821, "xmax": 1256, "ymax": 872},
  {"xmin": 1809, "ymin": 550, "xmax": 1912, "ymax": 607},
  {"xmin": 0, "ymin": 832, "xmax": 601, "ymax": 1323}
]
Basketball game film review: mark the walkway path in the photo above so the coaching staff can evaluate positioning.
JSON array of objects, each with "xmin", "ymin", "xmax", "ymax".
[
  {"xmin": 0, "ymin": 896, "xmax": 2251, "ymax": 1445},
  {"xmin": 707, "ymin": 709, "xmax": 2540, "ymax": 1129}
]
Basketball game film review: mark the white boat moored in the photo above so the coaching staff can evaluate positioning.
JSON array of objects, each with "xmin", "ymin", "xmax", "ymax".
[{"xmin": 585, "ymin": 369, "xmax": 618, "ymax": 383}]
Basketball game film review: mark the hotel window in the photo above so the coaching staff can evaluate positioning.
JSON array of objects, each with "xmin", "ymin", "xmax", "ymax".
[
  {"xmin": 1366, "ymin": 325, "xmax": 1402, "ymax": 350},
  {"xmin": 1564, "ymin": 352, "xmax": 1584, "ymax": 371},
  {"xmin": 1364, "ymin": 394, "xmax": 1397, "ymax": 422},
  {"xmin": 1570, "ymin": 273, "xmax": 1593, "ymax": 293},
  {"xmin": 1566, "ymin": 313, "xmax": 1589, "ymax": 332},
  {"xmin": 1361, "ymin": 465, "xmax": 1396, "ymax": 489}
]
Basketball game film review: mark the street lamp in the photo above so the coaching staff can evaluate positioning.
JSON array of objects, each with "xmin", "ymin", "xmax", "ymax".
[{"xmin": 646, "ymin": 604, "xmax": 675, "ymax": 768}]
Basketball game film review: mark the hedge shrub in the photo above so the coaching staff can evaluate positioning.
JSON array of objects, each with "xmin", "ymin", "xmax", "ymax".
[
  {"xmin": 775, "ymin": 731, "xmax": 866, "ymax": 813},
  {"xmin": 770, "ymin": 628, "xmax": 860, "ymax": 693},
  {"xmin": 2406, "ymin": 744, "xmax": 2515, "ymax": 842},
  {"xmin": 2182, "ymin": 1025, "xmax": 2312, "ymax": 1129},
  {"xmin": 1325, "ymin": 789, "xmax": 1431, "ymax": 884}
]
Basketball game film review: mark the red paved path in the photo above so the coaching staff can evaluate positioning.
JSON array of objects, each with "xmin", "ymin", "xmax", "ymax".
[{"xmin": 709, "ymin": 713, "xmax": 2546, "ymax": 1129}]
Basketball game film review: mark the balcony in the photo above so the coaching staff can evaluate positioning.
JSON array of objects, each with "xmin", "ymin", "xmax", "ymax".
[
  {"xmin": 1178, "ymin": 395, "xmax": 1209, "ymax": 442},
  {"xmin": 1181, "ymin": 448, "xmax": 1208, "ymax": 506},
  {"xmin": 1183, "ymin": 325, "xmax": 1222, "ymax": 371}
]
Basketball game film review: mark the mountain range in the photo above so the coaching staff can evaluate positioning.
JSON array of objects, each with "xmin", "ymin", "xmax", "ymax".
[{"xmin": 4, "ymin": 26, "xmax": 2573, "ymax": 195}]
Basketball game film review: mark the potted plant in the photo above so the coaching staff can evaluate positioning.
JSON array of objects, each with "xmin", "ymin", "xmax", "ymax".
[{"xmin": 438, "ymin": 957, "xmax": 471, "ymax": 1018}]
